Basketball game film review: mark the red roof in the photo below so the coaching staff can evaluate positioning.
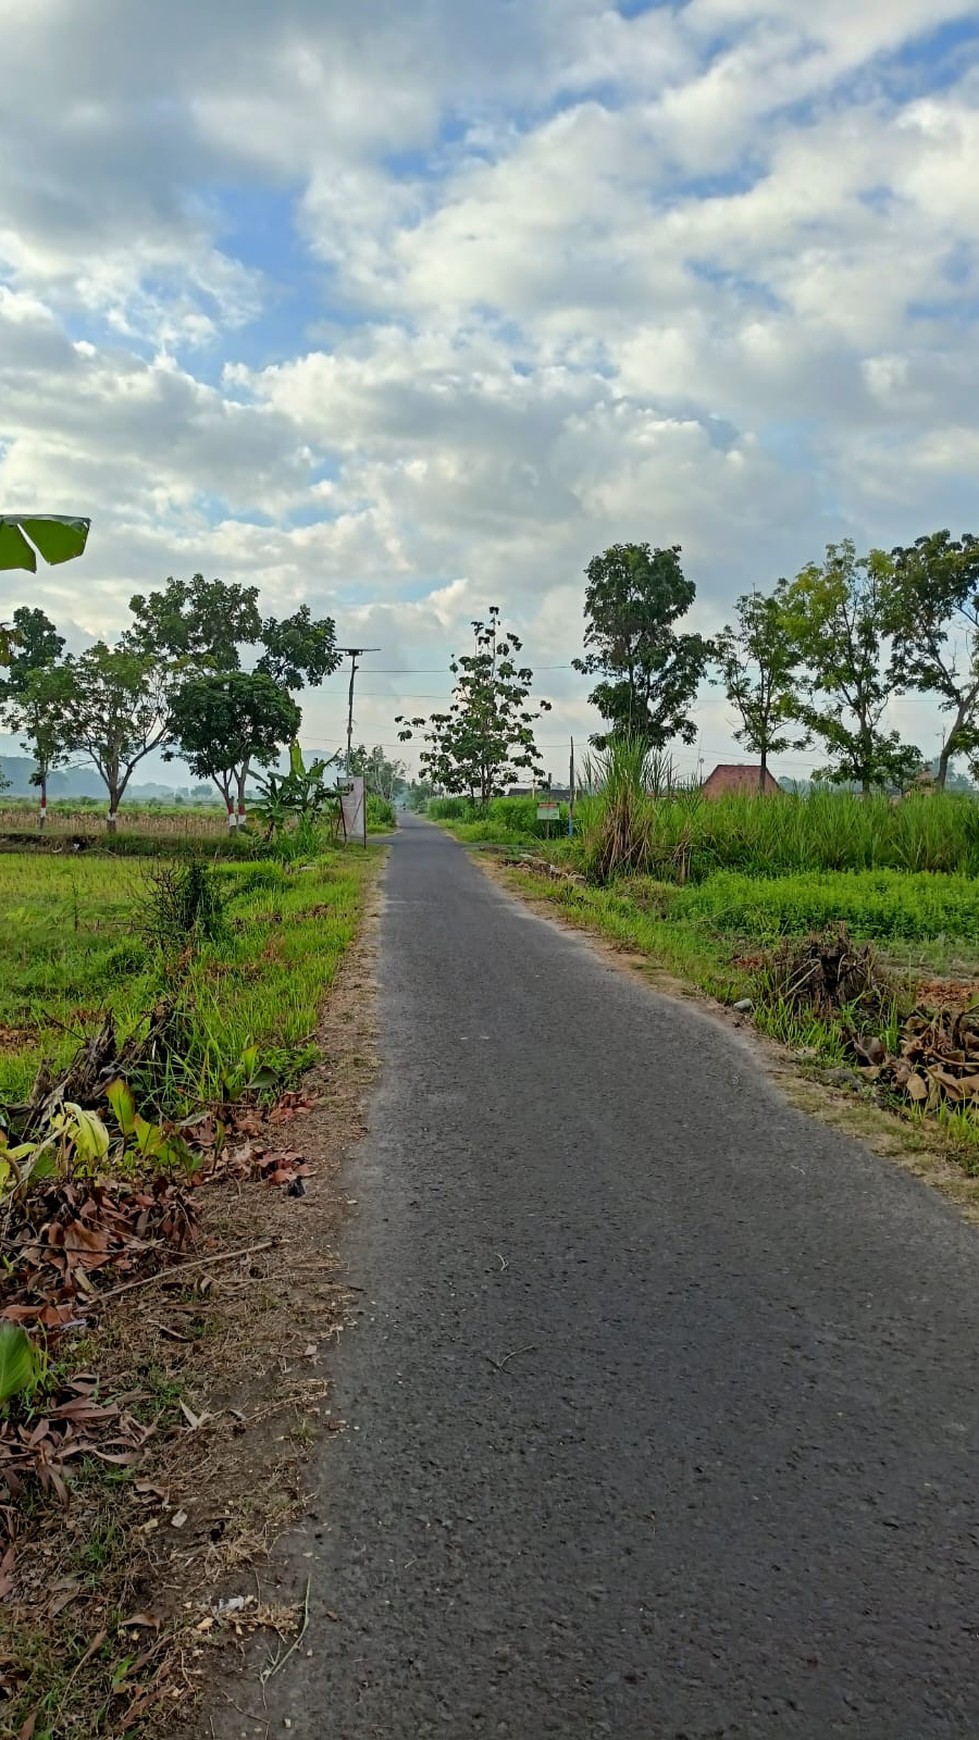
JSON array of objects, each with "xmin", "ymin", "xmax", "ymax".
[{"xmin": 701, "ymin": 763, "xmax": 781, "ymax": 797}]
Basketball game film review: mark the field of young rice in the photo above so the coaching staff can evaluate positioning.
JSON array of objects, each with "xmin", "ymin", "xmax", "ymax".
[
  {"xmin": 0, "ymin": 847, "xmax": 372, "ymax": 1106},
  {"xmin": 667, "ymin": 869, "xmax": 979, "ymax": 941}
]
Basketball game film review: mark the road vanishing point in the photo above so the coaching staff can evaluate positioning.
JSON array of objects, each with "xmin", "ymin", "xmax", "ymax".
[{"xmin": 259, "ymin": 814, "xmax": 979, "ymax": 1738}]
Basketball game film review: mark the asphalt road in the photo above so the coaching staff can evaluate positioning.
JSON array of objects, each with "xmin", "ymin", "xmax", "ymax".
[{"xmin": 260, "ymin": 815, "xmax": 979, "ymax": 1738}]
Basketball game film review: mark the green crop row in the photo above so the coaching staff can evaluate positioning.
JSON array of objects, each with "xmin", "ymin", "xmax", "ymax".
[{"xmin": 668, "ymin": 868, "xmax": 979, "ymax": 940}]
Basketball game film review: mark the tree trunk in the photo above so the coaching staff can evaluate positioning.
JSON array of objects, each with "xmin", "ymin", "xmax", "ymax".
[
  {"xmin": 759, "ymin": 750, "xmax": 768, "ymax": 794},
  {"xmin": 936, "ymin": 703, "xmax": 969, "ymax": 792},
  {"xmin": 38, "ymin": 773, "xmax": 47, "ymax": 830},
  {"xmin": 936, "ymin": 741, "xmax": 953, "ymax": 793},
  {"xmin": 236, "ymin": 763, "xmax": 250, "ymax": 829}
]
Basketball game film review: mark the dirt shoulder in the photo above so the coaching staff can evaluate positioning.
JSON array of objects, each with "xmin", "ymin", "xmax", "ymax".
[{"xmin": 0, "ymin": 875, "xmax": 383, "ymax": 1739}]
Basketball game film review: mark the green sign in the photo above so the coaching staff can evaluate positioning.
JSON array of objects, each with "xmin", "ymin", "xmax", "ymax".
[{"xmin": 537, "ymin": 803, "xmax": 560, "ymax": 821}]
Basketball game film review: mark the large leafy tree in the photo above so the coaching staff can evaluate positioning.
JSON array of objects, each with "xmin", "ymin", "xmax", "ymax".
[
  {"xmin": 2, "ymin": 664, "xmax": 75, "ymax": 824},
  {"xmin": 0, "ymin": 607, "xmax": 69, "ymax": 824},
  {"xmin": 713, "ymin": 581, "xmax": 808, "ymax": 790},
  {"xmin": 125, "ymin": 575, "xmax": 262, "ymax": 668},
  {"xmin": 397, "ymin": 608, "xmax": 551, "ymax": 804},
  {"xmin": 0, "ymin": 606, "xmax": 64, "ymax": 691},
  {"xmin": 256, "ymin": 604, "xmax": 340, "ymax": 689},
  {"xmin": 125, "ymin": 577, "xmax": 339, "ymax": 691},
  {"xmin": 885, "ymin": 530, "xmax": 979, "ymax": 791},
  {"xmin": 786, "ymin": 540, "xmax": 920, "ymax": 796},
  {"xmin": 573, "ymin": 543, "xmax": 711, "ymax": 748},
  {"xmin": 168, "ymin": 671, "xmax": 301, "ymax": 825},
  {"xmin": 59, "ymin": 644, "xmax": 171, "ymax": 828}
]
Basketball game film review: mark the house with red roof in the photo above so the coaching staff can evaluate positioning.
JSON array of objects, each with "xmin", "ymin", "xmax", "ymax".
[{"xmin": 701, "ymin": 763, "xmax": 781, "ymax": 798}]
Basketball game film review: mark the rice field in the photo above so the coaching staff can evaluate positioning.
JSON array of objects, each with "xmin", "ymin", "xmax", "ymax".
[{"xmin": 0, "ymin": 845, "xmax": 375, "ymax": 1107}]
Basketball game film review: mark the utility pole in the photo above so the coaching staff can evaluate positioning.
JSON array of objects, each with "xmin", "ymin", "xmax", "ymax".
[{"xmin": 337, "ymin": 646, "xmax": 380, "ymax": 774}]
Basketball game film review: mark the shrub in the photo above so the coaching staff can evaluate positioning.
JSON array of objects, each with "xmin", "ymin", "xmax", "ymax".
[
  {"xmin": 138, "ymin": 858, "xmax": 228, "ymax": 951},
  {"xmin": 367, "ymin": 793, "xmax": 397, "ymax": 831}
]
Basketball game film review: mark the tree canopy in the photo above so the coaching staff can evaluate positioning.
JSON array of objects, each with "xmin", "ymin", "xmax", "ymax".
[
  {"xmin": 786, "ymin": 540, "xmax": 920, "ymax": 795},
  {"xmin": 169, "ymin": 670, "xmax": 302, "ymax": 820},
  {"xmin": 573, "ymin": 543, "xmax": 710, "ymax": 748},
  {"xmin": 59, "ymin": 643, "xmax": 171, "ymax": 826},
  {"xmin": 886, "ymin": 530, "xmax": 979, "ymax": 791},
  {"xmin": 397, "ymin": 608, "xmax": 551, "ymax": 803},
  {"xmin": 126, "ymin": 575, "xmax": 262, "ymax": 668},
  {"xmin": 714, "ymin": 582, "xmax": 808, "ymax": 789}
]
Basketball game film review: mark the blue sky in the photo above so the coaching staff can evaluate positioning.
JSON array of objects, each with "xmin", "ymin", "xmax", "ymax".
[{"xmin": 1, "ymin": 0, "xmax": 978, "ymax": 780}]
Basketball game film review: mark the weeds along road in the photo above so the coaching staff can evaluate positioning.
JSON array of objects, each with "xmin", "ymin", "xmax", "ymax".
[{"xmin": 260, "ymin": 815, "xmax": 979, "ymax": 1739}]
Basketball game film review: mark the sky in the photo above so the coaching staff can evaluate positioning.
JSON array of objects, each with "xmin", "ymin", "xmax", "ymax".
[{"xmin": 1, "ymin": 0, "xmax": 979, "ymax": 785}]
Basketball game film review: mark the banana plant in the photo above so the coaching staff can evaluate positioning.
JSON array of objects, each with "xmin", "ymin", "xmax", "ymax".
[
  {"xmin": 0, "ymin": 1323, "xmax": 42, "ymax": 1412},
  {"xmin": 254, "ymin": 741, "xmax": 340, "ymax": 837},
  {"xmin": 105, "ymin": 1079, "xmax": 198, "ymax": 1172},
  {"xmin": 0, "ymin": 1099, "xmax": 109, "ymax": 1205}
]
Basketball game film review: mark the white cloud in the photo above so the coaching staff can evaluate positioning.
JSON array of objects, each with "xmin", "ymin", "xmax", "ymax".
[{"xmin": 1, "ymin": 0, "xmax": 978, "ymax": 776}]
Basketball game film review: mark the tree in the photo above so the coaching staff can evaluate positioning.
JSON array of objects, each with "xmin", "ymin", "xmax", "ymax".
[
  {"xmin": 885, "ymin": 531, "xmax": 979, "ymax": 791},
  {"xmin": 350, "ymin": 743, "xmax": 409, "ymax": 802},
  {"xmin": 0, "ymin": 606, "xmax": 64, "ymax": 693},
  {"xmin": 786, "ymin": 540, "xmax": 921, "ymax": 796},
  {"xmin": 168, "ymin": 671, "xmax": 301, "ymax": 825},
  {"xmin": 256, "ymin": 605, "xmax": 340, "ymax": 689},
  {"xmin": 396, "ymin": 609, "xmax": 551, "ymax": 804},
  {"xmin": 573, "ymin": 543, "xmax": 711, "ymax": 749},
  {"xmin": 59, "ymin": 643, "xmax": 171, "ymax": 828},
  {"xmin": 713, "ymin": 582, "xmax": 808, "ymax": 790},
  {"xmin": 125, "ymin": 575, "xmax": 262, "ymax": 669},
  {"xmin": 125, "ymin": 578, "xmax": 339, "ymax": 694},
  {"xmin": 0, "ymin": 607, "xmax": 68, "ymax": 826},
  {"xmin": 1, "ymin": 664, "xmax": 74, "ymax": 825}
]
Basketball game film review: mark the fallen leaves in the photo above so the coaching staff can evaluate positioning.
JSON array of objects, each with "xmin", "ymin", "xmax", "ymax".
[
  {"xmin": 855, "ymin": 1004, "xmax": 979, "ymax": 1115},
  {"xmin": 0, "ymin": 1377, "xmax": 154, "ymax": 1557},
  {"xmin": 0, "ymin": 1175, "xmax": 199, "ymax": 1334}
]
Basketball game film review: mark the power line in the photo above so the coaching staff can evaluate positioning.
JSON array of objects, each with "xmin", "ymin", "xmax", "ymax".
[{"xmin": 314, "ymin": 664, "xmax": 581, "ymax": 677}]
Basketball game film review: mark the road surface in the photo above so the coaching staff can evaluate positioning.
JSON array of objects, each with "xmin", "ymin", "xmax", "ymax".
[{"xmin": 259, "ymin": 815, "xmax": 979, "ymax": 1737}]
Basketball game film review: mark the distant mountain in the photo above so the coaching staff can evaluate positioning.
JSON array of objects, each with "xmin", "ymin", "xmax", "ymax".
[{"xmin": 0, "ymin": 757, "xmax": 209, "ymax": 803}]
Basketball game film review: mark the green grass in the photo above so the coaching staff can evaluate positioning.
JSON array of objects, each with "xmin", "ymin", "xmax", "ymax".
[
  {"xmin": 667, "ymin": 868, "xmax": 979, "ymax": 941},
  {"xmin": 367, "ymin": 793, "xmax": 398, "ymax": 831},
  {"xmin": 0, "ymin": 845, "xmax": 377, "ymax": 1109},
  {"xmin": 504, "ymin": 870, "xmax": 747, "ymax": 1003},
  {"xmin": 597, "ymin": 789, "xmax": 979, "ymax": 881},
  {"xmin": 434, "ymin": 788, "xmax": 979, "ymax": 878},
  {"xmin": 429, "ymin": 794, "xmax": 571, "ymax": 844}
]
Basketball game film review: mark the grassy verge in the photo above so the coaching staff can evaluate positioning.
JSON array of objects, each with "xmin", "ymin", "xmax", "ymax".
[{"xmin": 0, "ymin": 839, "xmax": 383, "ymax": 1737}]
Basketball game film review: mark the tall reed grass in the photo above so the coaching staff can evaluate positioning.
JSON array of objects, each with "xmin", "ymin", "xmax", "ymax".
[
  {"xmin": 577, "ymin": 787, "xmax": 979, "ymax": 883},
  {"xmin": 429, "ymin": 770, "xmax": 979, "ymax": 882}
]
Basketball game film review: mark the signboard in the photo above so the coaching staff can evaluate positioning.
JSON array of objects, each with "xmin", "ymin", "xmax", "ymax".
[
  {"xmin": 340, "ymin": 775, "xmax": 367, "ymax": 846},
  {"xmin": 537, "ymin": 802, "xmax": 561, "ymax": 821}
]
